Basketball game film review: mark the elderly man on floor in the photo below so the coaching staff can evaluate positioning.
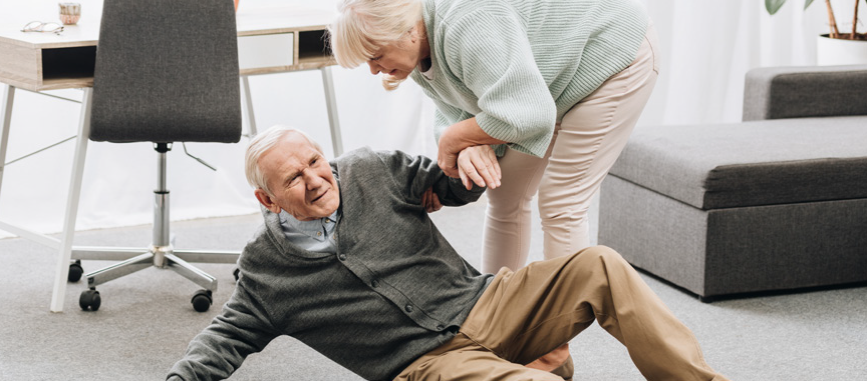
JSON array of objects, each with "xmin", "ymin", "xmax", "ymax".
[{"xmin": 167, "ymin": 125, "xmax": 728, "ymax": 381}]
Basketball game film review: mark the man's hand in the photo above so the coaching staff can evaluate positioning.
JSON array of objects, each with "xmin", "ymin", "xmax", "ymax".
[
  {"xmin": 525, "ymin": 343, "xmax": 571, "ymax": 372},
  {"xmin": 456, "ymin": 145, "xmax": 501, "ymax": 190},
  {"xmin": 422, "ymin": 187, "xmax": 443, "ymax": 213},
  {"xmin": 437, "ymin": 131, "xmax": 463, "ymax": 179}
]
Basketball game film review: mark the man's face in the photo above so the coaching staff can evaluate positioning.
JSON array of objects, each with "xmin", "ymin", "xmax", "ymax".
[{"xmin": 254, "ymin": 132, "xmax": 340, "ymax": 221}]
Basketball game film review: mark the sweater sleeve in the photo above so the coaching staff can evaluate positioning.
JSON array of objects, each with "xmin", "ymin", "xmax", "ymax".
[
  {"xmin": 375, "ymin": 150, "xmax": 484, "ymax": 207},
  {"xmin": 431, "ymin": 89, "xmax": 507, "ymax": 157},
  {"xmin": 432, "ymin": 102, "xmax": 468, "ymax": 142},
  {"xmin": 442, "ymin": 6, "xmax": 557, "ymax": 158},
  {"xmin": 166, "ymin": 285, "xmax": 279, "ymax": 381}
]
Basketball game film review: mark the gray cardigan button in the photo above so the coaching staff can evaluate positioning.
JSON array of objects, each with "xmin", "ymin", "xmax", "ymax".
[
  {"xmin": 404, "ymin": 304, "xmax": 413, "ymax": 312},
  {"xmin": 371, "ymin": 279, "xmax": 379, "ymax": 288},
  {"xmin": 338, "ymin": 253, "xmax": 347, "ymax": 261}
]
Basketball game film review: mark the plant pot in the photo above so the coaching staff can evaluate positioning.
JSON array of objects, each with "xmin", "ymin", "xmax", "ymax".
[{"xmin": 816, "ymin": 34, "xmax": 867, "ymax": 65}]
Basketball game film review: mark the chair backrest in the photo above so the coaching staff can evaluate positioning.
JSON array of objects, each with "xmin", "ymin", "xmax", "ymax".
[{"xmin": 90, "ymin": 0, "xmax": 241, "ymax": 143}]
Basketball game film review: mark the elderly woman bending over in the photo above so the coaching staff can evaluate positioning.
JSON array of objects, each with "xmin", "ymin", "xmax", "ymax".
[{"xmin": 329, "ymin": 0, "xmax": 658, "ymax": 275}]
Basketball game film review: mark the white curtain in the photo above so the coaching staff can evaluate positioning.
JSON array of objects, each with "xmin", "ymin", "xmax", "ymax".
[
  {"xmin": 641, "ymin": 0, "xmax": 853, "ymax": 126},
  {"xmin": 0, "ymin": 0, "xmax": 861, "ymax": 238}
]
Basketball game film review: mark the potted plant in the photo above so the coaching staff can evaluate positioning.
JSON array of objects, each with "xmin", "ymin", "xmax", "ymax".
[{"xmin": 766, "ymin": 0, "xmax": 867, "ymax": 64}]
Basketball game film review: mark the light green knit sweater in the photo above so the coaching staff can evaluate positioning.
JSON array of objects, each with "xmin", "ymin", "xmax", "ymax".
[{"xmin": 410, "ymin": 0, "xmax": 648, "ymax": 157}]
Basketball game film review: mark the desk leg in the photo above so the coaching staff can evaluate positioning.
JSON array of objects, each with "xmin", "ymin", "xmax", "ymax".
[
  {"xmin": 49, "ymin": 88, "xmax": 92, "ymax": 313},
  {"xmin": 240, "ymin": 75, "xmax": 258, "ymax": 137},
  {"xmin": 0, "ymin": 85, "xmax": 14, "ymax": 195},
  {"xmin": 320, "ymin": 66, "xmax": 344, "ymax": 157}
]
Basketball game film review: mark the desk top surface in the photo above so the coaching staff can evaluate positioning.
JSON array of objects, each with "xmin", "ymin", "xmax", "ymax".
[{"xmin": 0, "ymin": 0, "xmax": 336, "ymax": 48}]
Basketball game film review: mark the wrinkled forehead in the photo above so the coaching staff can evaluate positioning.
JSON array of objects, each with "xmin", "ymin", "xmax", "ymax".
[{"xmin": 261, "ymin": 133, "xmax": 321, "ymax": 172}]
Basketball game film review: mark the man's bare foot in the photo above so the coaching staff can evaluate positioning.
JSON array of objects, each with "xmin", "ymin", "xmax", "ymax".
[{"xmin": 525, "ymin": 343, "xmax": 570, "ymax": 372}]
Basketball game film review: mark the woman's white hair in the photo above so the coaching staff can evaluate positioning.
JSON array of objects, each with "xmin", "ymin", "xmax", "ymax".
[
  {"xmin": 328, "ymin": 0, "xmax": 423, "ymax": 90},
  {"xmin": 244, "ymin": 125, "xmax": 323, "ymax": 195}
]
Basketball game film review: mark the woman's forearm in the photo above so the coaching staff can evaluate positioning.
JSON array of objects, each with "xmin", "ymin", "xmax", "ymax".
[{"xmin": 441, "ymin": 117, "xmax": 508, "ymax": 150}]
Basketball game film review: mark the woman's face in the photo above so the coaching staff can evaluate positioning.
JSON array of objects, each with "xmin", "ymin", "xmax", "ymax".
[{"xmin": 367, "ymin": 24, "xmax": 428, "ymax": 80}]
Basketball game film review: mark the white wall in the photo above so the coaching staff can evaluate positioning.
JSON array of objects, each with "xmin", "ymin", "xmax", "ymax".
[
  {"xmin": 1, "ymin": 0, "xmax": 863, "ymax": 238},
  {"xmin": 639, "ymin": 0, "xmax": 866, "ymax": 126}
]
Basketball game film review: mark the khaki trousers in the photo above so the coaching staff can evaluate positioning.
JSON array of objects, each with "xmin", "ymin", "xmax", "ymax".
[
  {"xmin": 394, "ymin": 246, "xmax": 727, "ymax": 381},
  {"xmin": 482, "ymin": 24, "xmax": 661, "ymax": 273}
]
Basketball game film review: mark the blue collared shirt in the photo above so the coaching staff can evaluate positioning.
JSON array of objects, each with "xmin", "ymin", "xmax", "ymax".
[{"xmin": 277, "ymin": 209, "xmax": 340, "ymax": 253}]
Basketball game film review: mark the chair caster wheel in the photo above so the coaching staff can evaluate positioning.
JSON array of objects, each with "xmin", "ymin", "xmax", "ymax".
[
  {"xmin": 79, "ymin": 289, "xmax": 101, "ymax": 311},
  {"xmin": 68, "ymin": 260, "xmax": 83, "ymax": 282},
  {"xmin": 191, "ymin": 289, "xmax": 213, "ymax": 312}
]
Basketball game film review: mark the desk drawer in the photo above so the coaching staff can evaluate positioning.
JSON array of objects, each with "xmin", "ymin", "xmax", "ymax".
[{"xmin": 237, "ymin": 33, "xmax": 294, "ymax": 70}]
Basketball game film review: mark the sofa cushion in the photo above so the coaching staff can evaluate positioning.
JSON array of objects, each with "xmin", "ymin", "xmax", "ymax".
[
  {"xmin": 743, "ymin": 65, "xmax": 867, "ymax": 121},
  {"xmin": 609, "ymin": 116, "xmax": 867, "ymax": 210}
]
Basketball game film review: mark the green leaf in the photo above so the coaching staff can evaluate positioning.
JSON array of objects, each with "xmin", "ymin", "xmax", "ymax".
[
  {"xmin": 803, "ymin": 0, "xmax": 815, "ymax": 10},
  {"xmin": 766, "ymin": 0, "xmax": 787, "ymax": 15}
]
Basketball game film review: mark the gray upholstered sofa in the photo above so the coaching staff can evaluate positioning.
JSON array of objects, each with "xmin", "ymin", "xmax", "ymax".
[{"xmin": 598, "ymin": 65, "xmax": 867, "ymax": 302}]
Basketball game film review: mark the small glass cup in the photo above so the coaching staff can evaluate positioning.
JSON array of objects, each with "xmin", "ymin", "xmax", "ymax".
[{"xmin": 59, "ymin": 3, "xmax": 81, "ymax": 25}]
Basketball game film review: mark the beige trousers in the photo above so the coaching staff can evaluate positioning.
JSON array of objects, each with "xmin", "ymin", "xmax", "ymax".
[
  {"xmin": 482, "ymin": 25, "xmax": 660, "ymax": 273},
  {"xmin": 394, "ymin": 246, "xmax": 727, "ymax": 381}
]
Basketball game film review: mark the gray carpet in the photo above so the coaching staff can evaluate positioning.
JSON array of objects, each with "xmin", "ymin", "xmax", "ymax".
[{"xmin": 1, "ymin": 196, "xmax": 865, "ymax": 380}]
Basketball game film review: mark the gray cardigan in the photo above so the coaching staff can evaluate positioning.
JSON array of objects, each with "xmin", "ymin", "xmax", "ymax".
[{"xmin": 167, "ymin": 148, "xmax": 491, "ymax": 380}]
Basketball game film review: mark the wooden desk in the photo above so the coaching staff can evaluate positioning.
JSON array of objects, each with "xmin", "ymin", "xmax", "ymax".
[
  {"xmin": 0, "ymin": 3, "xmax": 343, "ymax": 312},
  {"xmin": 0, "ymin": 4, "xmax": 343, "ymax": 149},
  {"xmin": 0, "ymin": 5, "xmax": 338, "ymax": 90}
]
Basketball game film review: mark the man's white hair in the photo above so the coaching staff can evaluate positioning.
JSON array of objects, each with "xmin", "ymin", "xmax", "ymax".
[{"xmin": 244, "ymin": 125, "xmax": 324, "ymax": 195}]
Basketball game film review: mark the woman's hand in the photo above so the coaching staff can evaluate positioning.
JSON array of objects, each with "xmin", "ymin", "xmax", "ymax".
[
  {"xmin": 456, "ymin": 145, "xmax": 501, "ymax": 190},
  {"xmin": 437, "ymin": 118, "xmax": 507, "ymax": 179}
]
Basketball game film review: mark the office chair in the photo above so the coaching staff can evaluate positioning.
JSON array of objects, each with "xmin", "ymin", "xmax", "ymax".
[{"xmin": 71, "ymin": 0, "xmax": 243, "ymax": 312}]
